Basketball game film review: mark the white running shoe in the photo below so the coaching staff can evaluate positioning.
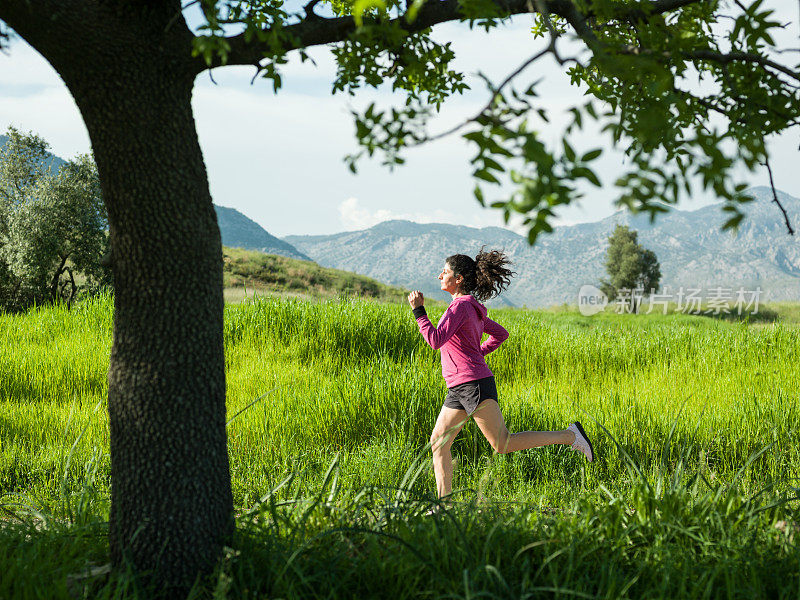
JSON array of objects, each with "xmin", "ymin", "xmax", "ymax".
[{"xmin": 568, "ymin": 422, "xmax": 594, "ymax": 462}]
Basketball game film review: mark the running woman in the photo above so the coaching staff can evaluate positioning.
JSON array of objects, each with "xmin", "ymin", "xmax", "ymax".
[{"xmin": 407, "ymin": 248, "xmax": 594, "ymax": 498}]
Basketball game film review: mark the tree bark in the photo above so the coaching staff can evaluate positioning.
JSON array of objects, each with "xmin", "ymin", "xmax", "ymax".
[
  {"xmin": 50, "ymin": 253, "xmax": 69, "ymax": 303},
  {"xmin": 0, "ymin": 3, "xmax": 234, "ymax": 593},
  {"xmin": 80, "ymin": 49, "xmax": 234, "ymax": 599}
]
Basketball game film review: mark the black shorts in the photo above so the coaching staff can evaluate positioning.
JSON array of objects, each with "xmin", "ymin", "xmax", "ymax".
[{"xmin": 444, "ymin": 376, "xmax": 498, "ymax": 416}]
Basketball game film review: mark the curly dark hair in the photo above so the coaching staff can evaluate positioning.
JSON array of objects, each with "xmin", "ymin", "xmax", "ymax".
[{"xmin": 446, "ymin": 247, "xmax": 515, "ymax": 302}]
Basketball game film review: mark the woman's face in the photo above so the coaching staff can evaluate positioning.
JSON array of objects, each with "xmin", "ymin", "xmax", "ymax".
[{"xmin": 438, "ymin": 262, "xmax": 462, "ymax": 295}]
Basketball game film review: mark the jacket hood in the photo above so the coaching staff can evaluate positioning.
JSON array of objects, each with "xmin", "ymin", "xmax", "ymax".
[{"xmin": 452, "ymin": 294, "xmax": 487, "ymax": 320}]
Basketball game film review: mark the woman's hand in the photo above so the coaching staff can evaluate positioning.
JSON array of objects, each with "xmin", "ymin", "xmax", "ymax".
[{"xmin": 408, "ymin": 290, "xmax": 424, "ymax": 309}]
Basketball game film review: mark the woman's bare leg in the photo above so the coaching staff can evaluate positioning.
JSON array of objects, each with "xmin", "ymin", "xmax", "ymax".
[
  {"xmin": 471, "ymin": 400, "xmax": 574, "ymax": 454},
  {"xmin": 430, "ymin": 406, "xmax": 468, "ymax": 498}
]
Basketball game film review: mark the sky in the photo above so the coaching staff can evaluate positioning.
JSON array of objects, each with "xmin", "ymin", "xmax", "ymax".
[{"xmin": 0, "ymin": 1, "xmax": 798, "ymax": 238}]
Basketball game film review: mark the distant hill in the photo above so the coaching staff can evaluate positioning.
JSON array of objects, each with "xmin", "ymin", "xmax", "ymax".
[
  {"xmin": 1, "ymin": 135, "xmax": 309, "ymax": 262},
  {"xmin": 214, "ymin": 205, "xmax": 309, "ymax": 261},
  {"xmin": 285, "ymin": 187, "xmax": 800, "ymax": 308},
  {"xmin": 288, "ymin": 221, "xmax": 522, "ymax": 307},
  {"xmin": 222, "ymin": 246, "xmax": 407, "ymax": 303}
]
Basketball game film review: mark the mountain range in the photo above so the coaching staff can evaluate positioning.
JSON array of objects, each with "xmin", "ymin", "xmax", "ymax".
[
  {"xmin": 5, "ymin": 135, "xmax": 798, "ymax": 307},
  {"xmin": 284, "ymin": 187, "xmax": 800, "ymax": 308},
  {"xmin": 214, "ymin": 205, "xmax": 309, "ymax": 261}
]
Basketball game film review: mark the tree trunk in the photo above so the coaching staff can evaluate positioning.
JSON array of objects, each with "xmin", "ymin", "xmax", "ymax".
[
  {"xmin": 83, "ymin": 58, "xmax": 233, "ymax": 597},
  {"xmin": 50, "ymin": 253, "xmax": 69, "ymax": 303},
  {"xmin": 0, "ymin": 4, "xmax": 234, "ymax": 593}
]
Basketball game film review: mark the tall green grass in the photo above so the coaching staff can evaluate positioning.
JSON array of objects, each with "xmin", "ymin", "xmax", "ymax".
[
  {"xmin": 1, "ymin": 293, "xmax": 799, "ymax": 598},
  {"xmin": 2, "ymin": 293, "xmax": 799, "ymax": 507}
]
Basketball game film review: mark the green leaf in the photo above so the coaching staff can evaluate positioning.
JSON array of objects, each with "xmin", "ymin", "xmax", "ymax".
[
  {"xmin": 353, "ymin": 0, "xmax": 386, "ymax": 27},
  {"xmin": 474, "ymin": 185, "xmax": 485, "ymax": 206},
  {"xmin": 581, "ymin": 148, "xmax": 603, "ymax": 162},
  {"xmin": 474, "ymin": 169, "xmax": 500, "ymax": 184},
  {"xmin": 573, "ymin": 167, "xmax": 601, "ymax": 187},
  {"xmin": 405, "ymin": 0, "xmax": 427, "ymax": 23},
  {"xmin": 463, "ymin": 131, "xmax": 486, "ymax": 145},
  {"xmin": 482, "ymin": 157, "xmax": 505, "ymax": 172},
  {"xmin": 571, "ymin": 107, "xmax": 582, "ymax": 128},
  {"xmin": 722, "ymin": 213, "xmax": 744, "ymax": 231},
  {"xmin": 562, "ymin": 139, "xmax": 576, "ymax": 162}
]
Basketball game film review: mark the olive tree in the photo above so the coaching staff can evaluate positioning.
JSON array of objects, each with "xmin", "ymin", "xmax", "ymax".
[
  {"xmin": 600, "ymin": 223, "xmax": 661, "ymax": 312},
  {"xmin": 0, "ymin": 0, "xmax": 797, "ymax": 592},
  {"xmin": 0, "ymin": 128, "xmax": 109, "ymax": 310}
]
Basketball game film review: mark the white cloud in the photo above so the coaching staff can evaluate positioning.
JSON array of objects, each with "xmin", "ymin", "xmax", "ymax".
[
  {"xmin": 0, "ymin": 42, "xmax": 90, "ymax": 158},
  {"xmin": 338, "ymin": 197, "xmax": 460, "ymax": 230},
  {"xmin": 336, "ymin": 195, "xmax": 628, "ymax": 239},
  {"xmin": 0, "ymin": 88, "xmax": 90, "ymax": 159},
  {"xmin": 337, "ymin": 196, "xmax": 549, "ymax": 235},
  {"xmin": 0, "ymin": 42, "xmax": 63, "ymax": 88}
]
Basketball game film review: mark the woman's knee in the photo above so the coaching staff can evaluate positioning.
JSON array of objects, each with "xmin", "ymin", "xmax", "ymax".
[
  {"xmin": 430, "ymin": 429, "xmax": 453, "ymax": 452},
  {"xmin": 488, "ymin": 429, "xmax": 511, "ymax": 454}
]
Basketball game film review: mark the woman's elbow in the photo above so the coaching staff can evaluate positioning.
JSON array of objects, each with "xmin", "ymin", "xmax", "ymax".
[{"xmin": 422, "ymin": 336, "xmax": 442, "ymax": 350}]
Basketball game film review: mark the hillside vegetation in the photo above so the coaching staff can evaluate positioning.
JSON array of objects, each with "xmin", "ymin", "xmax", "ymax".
[{"xmin": 222, "ymin": 246, "xmax": 408, "ymax": 304}]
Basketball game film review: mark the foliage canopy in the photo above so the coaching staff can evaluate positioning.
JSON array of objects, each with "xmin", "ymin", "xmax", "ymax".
[
  {"xmin": 600, "ymin": 223, "xmax": 662, "ymax": 310},
  {"xmin": 191, "ymin": 0, "xmax": 800, "ymax": 243},
  {"xmin": 0, "ymin": 128, "xmax": 110, "ymax": 311}
]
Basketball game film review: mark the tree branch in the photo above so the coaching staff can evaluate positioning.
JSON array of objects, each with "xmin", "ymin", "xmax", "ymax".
[
  {"xmin": 203, "ymin": 0, "xmax": 706, "ymax": 71},
  {"xmin": 613, "ymin": 45, "xmax": 800, "ymax": 85},
  {"xmin": 418, "ymin": 47, "xmax": 555, "ymax": 144},
  {"xmin": 672, "ymin": 85, "xmax": 800, "ymax": 130},
  {"xmin": 304, "ymin": 0, "xmax": 323, "ymax": 21},
  {"xmin": 684, "ymin": 50, "xmax": 800, "ymax": 84},
  {"xmin": 763, "ymin": 154, "xmax": 795, "ymax": 236},
  {"xmin": 420, "ymin": 0, "xmax": 573, "ymax": 144}
]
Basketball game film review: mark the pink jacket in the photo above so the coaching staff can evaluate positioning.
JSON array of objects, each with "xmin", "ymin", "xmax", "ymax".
[{"xmin": 414, "ymin": 294, "xmax": 509, "ymax": 387}]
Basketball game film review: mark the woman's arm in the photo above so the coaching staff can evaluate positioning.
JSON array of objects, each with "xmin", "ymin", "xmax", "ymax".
[
  {"xmin": 480, "ymin": 317, "xmax": 509, "ymax": 356},
  {"xmin": 407, "ymin": 291, "xmax": 466, "ymax": 350}
]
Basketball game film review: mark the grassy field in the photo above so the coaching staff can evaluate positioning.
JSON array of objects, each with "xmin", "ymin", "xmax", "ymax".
[{"xmin": 1, "ymin": 293, "xmax": 799, "ymax": 598}]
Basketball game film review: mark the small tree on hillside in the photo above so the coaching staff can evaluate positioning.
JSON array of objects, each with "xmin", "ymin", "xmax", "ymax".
[
  {"xmin": 600, "ymin": 224, "xmax": 661, "ymax": 313},
  {"xmin": 0, "ymin": 128, "xmax": 110, "ymax": 311}
]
